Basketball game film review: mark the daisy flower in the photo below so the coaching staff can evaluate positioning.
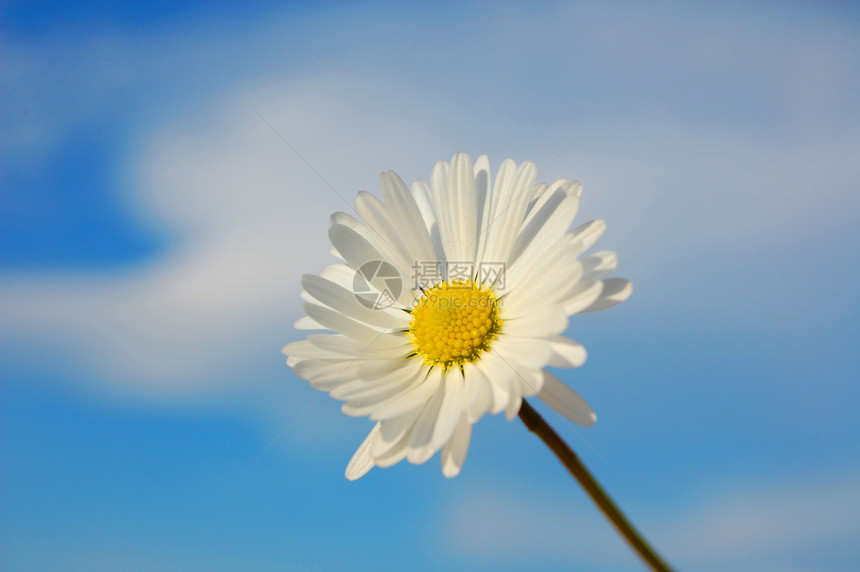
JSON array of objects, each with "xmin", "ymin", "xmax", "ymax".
[{"xmin": 283, "ymin": 152, "xmax": 632, "ymax": 480}]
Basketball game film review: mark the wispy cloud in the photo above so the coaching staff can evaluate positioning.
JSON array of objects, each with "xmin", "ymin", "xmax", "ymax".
[
  {"xmin": 442, "ymin": 468, "xmax": 860, "ymax": 571},
  {"xmin": 2, "ymin": 74, "xmax": 445, "ymax": 397},
  {"xmin": 660, "ymin": 471, "xmax": 860, "ymax": 569}
]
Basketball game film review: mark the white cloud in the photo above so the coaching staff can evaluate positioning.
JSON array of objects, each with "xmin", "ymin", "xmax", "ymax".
[
  {"xmin": 2, "ymin": 74, "xmax": 447, "ymax": 399},
  {"xmin": 440, "ymin": 481, "xmax": 637, "ymax": 569},
  {"xmin": 661, "ymin": 472, "xmax": 860, "ymax": 568},
  {"xmin": 441, "ymin": 468, "xmax": 860, "ymax": 571}
]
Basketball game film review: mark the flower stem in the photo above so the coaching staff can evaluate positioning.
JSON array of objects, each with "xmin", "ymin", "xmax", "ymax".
[{"xmin": 518, "ymin": 399, "xmax": 673, "ymax": 572}]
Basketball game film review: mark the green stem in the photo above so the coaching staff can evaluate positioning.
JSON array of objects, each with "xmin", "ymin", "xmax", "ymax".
[{"xmin": 518, "ymin": 399, "xmax": 673, "ymax": 572}]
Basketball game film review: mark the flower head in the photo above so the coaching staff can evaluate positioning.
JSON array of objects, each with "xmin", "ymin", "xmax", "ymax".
[{"xmin": 283, "ymin": 152, "xmax": 632, "ymax": 479}]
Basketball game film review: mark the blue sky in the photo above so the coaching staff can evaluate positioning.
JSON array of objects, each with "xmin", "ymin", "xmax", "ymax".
[{"xmin": 2, "ymin": 2, "xmax": 859, "ymax": 570}]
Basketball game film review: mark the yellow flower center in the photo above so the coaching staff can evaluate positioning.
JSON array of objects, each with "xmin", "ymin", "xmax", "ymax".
[{"xmin": 407, "ymin": 279, "xmax": 503, "ymax": 368}]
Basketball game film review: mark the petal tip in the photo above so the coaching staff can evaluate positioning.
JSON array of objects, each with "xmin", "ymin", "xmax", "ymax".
[{"xmin": 442, "ymin": 465, "xmax": 462, "ymax": 478}]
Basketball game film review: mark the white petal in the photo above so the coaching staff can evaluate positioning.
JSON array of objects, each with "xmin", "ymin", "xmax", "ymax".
[
  {"xmin": 345, "ymin": 423, "xmax": 380, "ymax": 481},
  {"xmin": 504, "ymin": 265, "xmax": 576, "ymax": 311},
  {"xmin": 298, "ymin": 358, "xmax": 404, "ymax": 388},
  {"xmin": 463, "ymin": 361, "xmax": 493, "ymax": 423},
  {"xmin": 521, "ymin": 182, "xmax": 547, "ymax": 223},
  {"xmin": 472, "ymin": 155, "xmax": 493, "ymax": 262},
  {"xmin": 410, "ymin": 179, "xmax": 446, "ymax": 263},
  {"xmin": 369, "ymin": 365, "xmax": 440, "ymax": 420},
  {"xmin": 301, "ymin": 274, "xmax": 407, "ymax": 330},
  {"xmin": 406, "ymin": 378, "xmax": 448, "ymax": 464},
  {"xmin": 545, "ymin": 336, "xmax": 588, "ymax": 368},
  {"xmin": 484, "ymin": 347, "xmax": 543, "ymax": 400},
  {"xmin": 332, "ymin": 376, "xmax": 412, "ymax": 402},
  {"xmin": 307, "ymin": 333, "xmax": 409, "ymax": 358},
  {"xmin": 329, "ymin": 359, "xmax": 422, "ymax": 400},
  {"xmin": 443, "ymin": 152, "xmax": 478, "ymax": 263},
  {"xmin": 354, "ymin": 190, "xmax": 414, "ymax": 276},
  {"xmin": 505, "ymin": 392, "xmax": 523, "ymax": 421},
  {"xmin": 330, "ymin": 368, "xmax": 414, "ymax": 402},
  {"xmin": 480, "ymin": 349, "xmax": 541, "ymax": 418},
  {"xmin": 580, "ymin": 278, "xmax": 633, "ymax": 314},
  {"xmin": 480, "ymin": 158, "xmax": 514, "ymax": 251},
  {"xmin": 330, "ymin": 210, "xmax": 413, "ymax": 281},
  {"xmin": 373, "ymin": 431, "xmax": 411, "ymax": 468},
  {"xmin": 328, "ymin": 224, "xmax": 387, "ymax": 272},
  {"xmin": 431, "ymin": 367, "xmax": 466, "ymax": 450},
  {"xmin": 293, "ymin": 358, "xmax": 363, "ymax": 389},
  {"xmin": 282, "ymin": 339, "xmax": 351, "ymax": 361},
  {"xmin": 580, "ymin": 250, "xmax": 618, "ymax": 282},
  {"xmin": 481, "ymin": 160, "xmax": 537, "ymax": 264},
  {"xmin": 474, "ymin": 350, "xmax": 514, "ymax": 415},
  {"xmin": 441, "ymin": 413, "xmax": 472, "ymax": 478},
  {"xmin": 502, "ymin": 306, "xmax": 569, "ymax": 337},
  {"xmin": 561, "ymin": 281, "xmax": 604, "ymax": 316},
  {"xmin": 504, "ymin": 232, "xmax": 583, "ymax": 300},
  {"xmin": 341, "ymin": 363, "xmax": 428, "ymax": 417},
  {"xmin": 304, "ymin": 303, "xmax": 395, "ymax": 341},
  {"xmin": 379, "ymin": 170, "xmax": 437, "ymax": 265},
  {"xmin": 371, "ymin": 406, "xmax": 424, "ymax": 458},
  {"xmin": 430, "ymin": 160, "xmax": 451, "ymax": 258},
  {"xmin": 493, "ymin": 354, "xmax": 543, "ymax": 418},
  {"xmin": 537, "ymin": 371, "xmax": 596, "ymax": 427},
  {"xmin": 353, "ymin": 358, "xmax": 413, "ymax": 379},
  {"xmin": 522, "ymin": 179, "xmax": 582, "ymax": 227},
  {"xmin": 569, "ymin": 219, "xmax": 607, "ymax": 257},
  {"xmin": 508, "ymin": 182, "xmax": 581, "ymax": 267},
  {"xmin": 492, "ymin": 336, "xmax": 553, "ymax": 369},
  {"xmin": 431, "ymin": 157, "xmax": 461, "ymax": 269},
  {"xmin": 294, "ymin": 315, "xmax": 324, "ymax": 330},
  {"xmin": 317, "ymin": 263, "xmax": 359, "ymax": 290},
  {"xmin": 330, "ymin": 210, "xmax": 360, "ymax": 229}
]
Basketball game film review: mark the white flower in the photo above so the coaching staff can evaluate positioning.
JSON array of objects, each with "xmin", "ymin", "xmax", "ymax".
[{"xmin": 283, "ymin": 152, "xmax": 632, "ymax": 479}]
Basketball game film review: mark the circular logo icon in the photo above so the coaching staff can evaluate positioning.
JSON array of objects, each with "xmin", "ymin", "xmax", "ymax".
[{"xmin": 353, "ymin": 260, "xmax": 402, "ymax": 310}]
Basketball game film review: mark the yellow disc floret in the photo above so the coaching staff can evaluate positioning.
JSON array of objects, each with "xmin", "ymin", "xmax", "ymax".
[{"xmin": 407, "ymin": 279, "xmax": 503, "ymax": 368}]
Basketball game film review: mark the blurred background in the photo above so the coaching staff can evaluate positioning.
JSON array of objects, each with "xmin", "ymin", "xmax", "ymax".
[{"xmin": 2, "ymin": 2, "xmax": 859, "ymax": 571}]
